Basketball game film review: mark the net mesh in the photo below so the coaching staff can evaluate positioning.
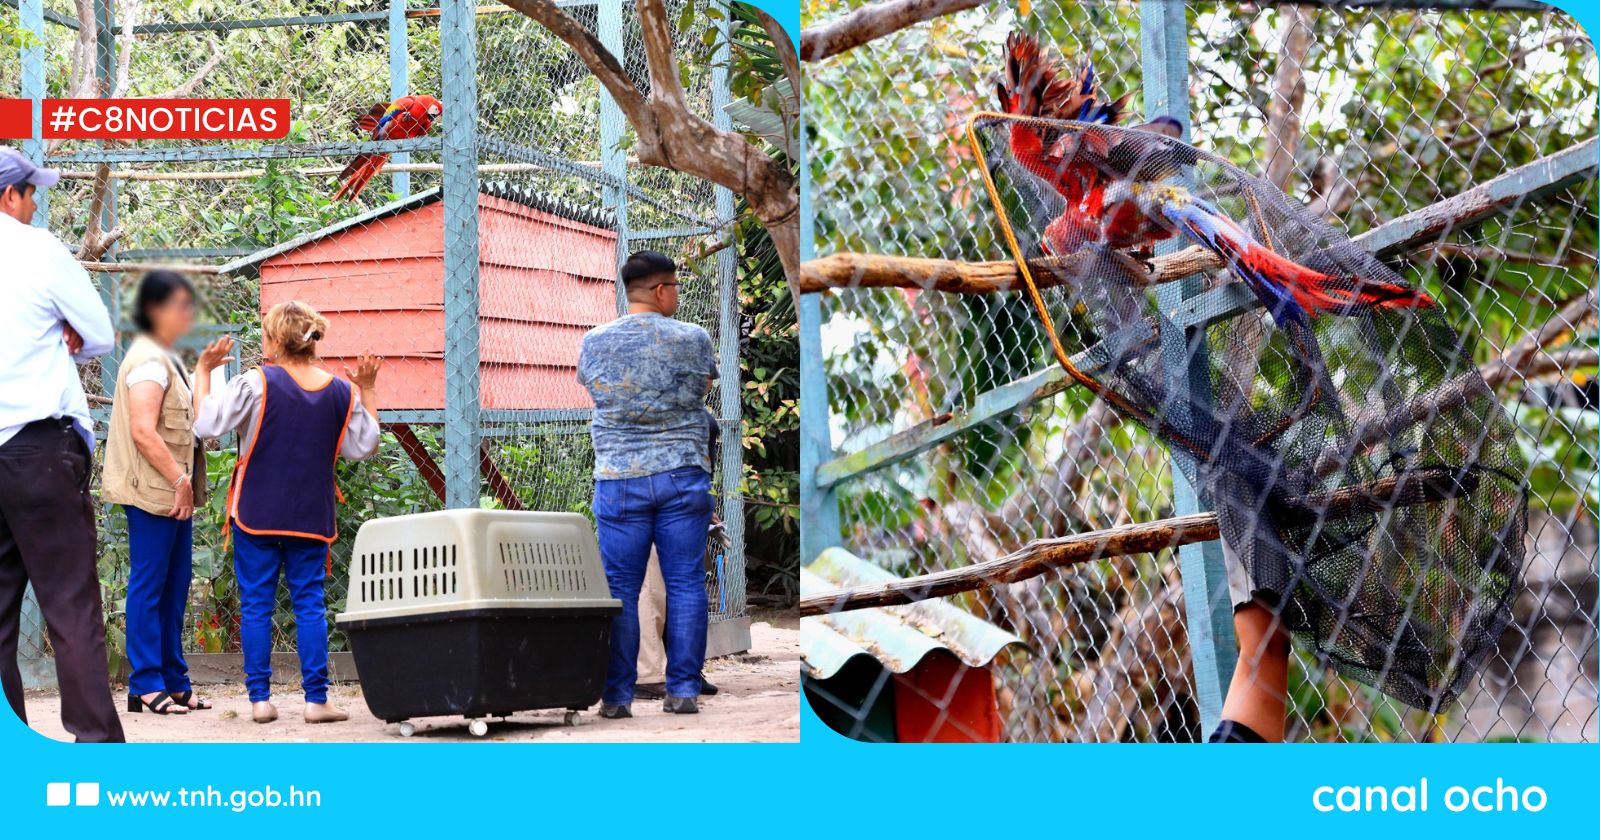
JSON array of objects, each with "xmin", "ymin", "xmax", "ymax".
[
  {"xmin": 805, "ymin": 0, "xmax": 1597, "ymax": 743},
  {"xmin": 972, "ymin": 115, "xmax": 1526, "ymax": 710},
  {"xmin": 7, "ymin": 0, "xmax": 758, "ymax": 671}
]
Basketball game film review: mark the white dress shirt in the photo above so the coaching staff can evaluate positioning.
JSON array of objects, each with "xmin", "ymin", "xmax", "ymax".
[{"xmin": 0, "ymin": 212, "xmax": 115, "ymax": 452}]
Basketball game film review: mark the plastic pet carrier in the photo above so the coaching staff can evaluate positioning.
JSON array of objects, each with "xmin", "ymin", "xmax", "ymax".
[{"xmin": 336, "ymin": 510, "xmax": 622, "ymax": 736}]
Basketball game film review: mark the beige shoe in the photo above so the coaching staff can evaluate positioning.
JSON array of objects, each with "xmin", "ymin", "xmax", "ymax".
[
  {"xmin": 304, "ymin": 702, "xmax": 349, "ymax": 724},
  {"xmin": 251, "ymin": 701, "xmax": 279, "ymax": 723}
]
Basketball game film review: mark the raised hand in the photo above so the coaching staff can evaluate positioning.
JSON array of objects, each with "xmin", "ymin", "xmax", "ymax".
[
  {"xmin": 345, "ymin": 352, "xmax": 381, "ymax": 391},
  {"xmin": 197, "ymin": 336, "xmax": 236, "ymax": 374}
]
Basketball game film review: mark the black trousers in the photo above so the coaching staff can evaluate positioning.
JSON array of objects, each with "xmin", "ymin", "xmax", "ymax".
[{"xmin": 0, "ymin": 418, "xmax": 125, "ymax": 742}]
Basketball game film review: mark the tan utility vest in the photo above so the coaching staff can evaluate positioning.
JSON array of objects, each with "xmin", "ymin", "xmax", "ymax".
[{"xmin": 101, "ymin": 334, "xmax": 206, "ymax": 515}]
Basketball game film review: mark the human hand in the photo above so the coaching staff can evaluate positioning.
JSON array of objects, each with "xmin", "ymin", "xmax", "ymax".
[
  {"xmin": 345, "ymin": 352, "xmax": 381, "ymax": 391},
  {"xmin": 62, "ymin": 323, "xmax": 83, "ymax": 355},
  {"xmin": 197, "ymin": 336, "xmax": 235, "ymax": 374},
  {"xmin": 169, "ymin": 478, "xmax": 195, "ymax": 520}
]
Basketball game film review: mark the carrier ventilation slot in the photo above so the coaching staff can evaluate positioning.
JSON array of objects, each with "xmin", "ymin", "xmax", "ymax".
[
  {"xmin": 410, "ymin": 542, "xmax": 459, "ymax": 599},
  {"xmin": 357, "ymin": 549, "xmax": 408, "ymax": 604},
  {"xmin": 497, "ymin": 540, "xmax": 590, "ymax": 595}
]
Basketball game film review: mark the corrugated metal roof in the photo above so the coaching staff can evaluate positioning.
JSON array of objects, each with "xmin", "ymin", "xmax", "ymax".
[
  {"xmin": 801, "ymin": 548, "xmax": 1025, "ymax": 680},
  {"xmin": 219, "ymin": 181, "xmax": 615, "ymax": 277}
]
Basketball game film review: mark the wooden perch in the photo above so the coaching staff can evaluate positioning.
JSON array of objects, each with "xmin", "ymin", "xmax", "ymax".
[
  {"xmin": 802, "ymin": 138, "xmax": 1598, "ymax": 295},
  {"xmin": 800, "ymin": 246, "xmax": 1219, "ymax": 294},
  {"xmin": 800, "ymin": 0, "xmax": 987, "ymax": 62},
  {"xmin": 799, "ymin": 468, "xmax": 1475, "ymax": 617}
]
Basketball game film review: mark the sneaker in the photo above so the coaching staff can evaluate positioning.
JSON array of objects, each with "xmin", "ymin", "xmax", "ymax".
[
  {"xmin": 598, "ymin": 702, "xmax": 632, "ymax": 719},
  {"xmin": 662, "ymin": 696, "xmax": 699, "ymax": 714}
]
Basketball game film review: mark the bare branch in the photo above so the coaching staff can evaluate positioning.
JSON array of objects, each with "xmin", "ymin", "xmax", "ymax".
[
  {"xmin": 499, "ymin": 0, "xmax": 653, "ymax": 130},
  {"xmin": 148, "ymin": 37, "xmax": 224, "ymax": 99},
  {"xmin": 1420, "ymin": 241, "xmax": 1595, "ymax": 269},
  {"xmin": 805, "ymin": 139, "xmax": 1599, "ymax": 294},
  {"xmin": 801, "ymin": 468, "xmax": 1476, "ymax": 615},
  {"xmin": 800, "ymin": 0, "xmax": 988, "ymax": 62},
  {"xmin": 636, "ymin": 0, "xmax": 689, "ymax": 111},
  {"xmin": 1263, "ymin": 5, "xmax": 1313, "ymax": 192},
  {"xmin": 801, "ymin": 247, "xmax": 1224, "ymax": 294},
  {"xmin": 506, "ymin": 0, "xmax": 800, "ymax": 288}
]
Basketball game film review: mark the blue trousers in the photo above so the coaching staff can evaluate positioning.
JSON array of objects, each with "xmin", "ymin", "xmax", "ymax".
[
  {"xmin": 594, "ymin": 467, "xmax": 714, "ymax": 704},
  {"xmin": 123, "ymin": 506, "xmax": 193, "ymax": 697},
  {"xmin": 232, "ymin": 527, "xmax": 330, "ymax": 703}
]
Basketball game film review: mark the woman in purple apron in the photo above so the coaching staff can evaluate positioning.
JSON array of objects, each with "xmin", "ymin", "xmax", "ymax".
[{"xmin": 193, "ymin": 301, "xmax": 382, "ymax": 724}]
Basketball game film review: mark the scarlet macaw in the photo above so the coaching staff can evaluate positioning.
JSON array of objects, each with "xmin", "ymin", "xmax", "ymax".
[
  {"xmin": 995, "ymin": 32, "xmax": 1432, "ymax": 326},
  {"xmin": 333, "ymin": 94, "xmax": 444, "ymax": 201}
]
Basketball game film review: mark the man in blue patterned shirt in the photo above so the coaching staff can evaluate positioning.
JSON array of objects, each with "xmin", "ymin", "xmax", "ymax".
[{"xmin": 578, "ymin": 250, "xmax": 718, "ymax": 717}]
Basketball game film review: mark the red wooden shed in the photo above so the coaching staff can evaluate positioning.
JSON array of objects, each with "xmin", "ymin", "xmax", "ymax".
[{"xmin": 223, "ymin": 182, "xmax": 618, "ymax": 411}]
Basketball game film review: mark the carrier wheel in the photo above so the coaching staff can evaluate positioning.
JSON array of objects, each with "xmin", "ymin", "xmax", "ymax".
[
  {"xmin": 397, "ymin": 721, "xmax": 416, "ymax": 738},
  {"xmin": 564, "ymin": 710, "xmax": 582, "ymax": 727},
  {"xmin": 468, "ymin": 719, "xmax": 489, "ymax": 738}
]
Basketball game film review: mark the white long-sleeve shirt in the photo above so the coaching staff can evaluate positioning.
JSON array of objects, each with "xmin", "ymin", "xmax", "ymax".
[
  {"xmin": 194, "ymin": 368, "xmax": 381, "ymax": 460},
  {"xmin": 0, "ymin": 212, "xmax": 115, "ymax": 453}
]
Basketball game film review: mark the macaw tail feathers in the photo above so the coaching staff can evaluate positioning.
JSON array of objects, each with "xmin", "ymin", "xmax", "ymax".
[
  {"xmin": 1165, "ymin": 197, "xmax": 1435, "ymax": 326},
  {"xmin": 996, "ymin": 31, "xmax": 1133, "ymax": 124},
  {"xmin": 333, "ymin": 152, "xmax": 389, "ymax": 202}
]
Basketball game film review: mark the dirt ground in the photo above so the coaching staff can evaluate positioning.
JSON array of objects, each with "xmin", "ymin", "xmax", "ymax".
[{"xmin": 23, "ymin": 612, "xmax": 799, "ymax": 743}]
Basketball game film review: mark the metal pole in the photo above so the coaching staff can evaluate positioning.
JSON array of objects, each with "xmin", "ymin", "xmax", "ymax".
[
  {"xmin": 1142, "ymin": 0, "xmax": 1237, "ymax": 736},
  {"xmin": 21, "ymin": 0, "xmax": 47, "ymax": 224},
  {"xmin": 389, "ymin": 0, "xmax": 412, "ymax": 199},
  {"xmin": 798, "ymin": 145, "xmax": 841, "ymax": 564},
  {"xmin": 95, "ymin": 0, "xmax": 121, "ymax": 397},
  {"xmin": 710, "ymin": 7, "xmax": 747, "ymax": 628},
  {"xmin": 440, "ymin": 0, "xmax": 482, "ymax": 509},
  {"xmin": 17, "ymin": 0, "xmax": 46, "ymax": 688},
  {"xmin": 596, "ymin": 0, "xmax": 630, "ymax": 314}
]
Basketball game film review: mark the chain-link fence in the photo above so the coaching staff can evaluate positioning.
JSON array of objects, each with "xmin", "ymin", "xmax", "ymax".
[
  {"xmin": 6, "ymin": 0, "xmax": 760, "ymax": 682},
  {"xmin": 803, "ymin": 0, "xmax": 1596, "ymax": 742}
]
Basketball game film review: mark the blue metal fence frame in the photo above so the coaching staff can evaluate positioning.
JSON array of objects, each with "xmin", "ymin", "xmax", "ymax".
[
  {"xmin": 795, "ymin": 0, "xmax": 1589, "ymax": 741},
  {"xmin": 14, "ymin": 0, "xmax": 753, "ymax": 684}
]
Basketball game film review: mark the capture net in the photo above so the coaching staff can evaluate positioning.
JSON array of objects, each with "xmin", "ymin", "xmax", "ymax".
[{"xmin": 968, "ymin": 114, "xmax": 1527, "ymax": 709}]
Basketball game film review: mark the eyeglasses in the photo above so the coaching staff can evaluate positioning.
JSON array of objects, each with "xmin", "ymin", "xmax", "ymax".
[{"xmin": 652, "ymin": 281, "xmax": 680, "ymax": 290}]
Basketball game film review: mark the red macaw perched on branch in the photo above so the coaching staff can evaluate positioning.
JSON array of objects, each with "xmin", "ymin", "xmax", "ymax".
[
  {"xmin": 333, "ymin": 94, "xmax": 443, "ymax": 201},
  {"xmin": 995, "ymin": 32, "xmax": 1433, "ymax": 326}
]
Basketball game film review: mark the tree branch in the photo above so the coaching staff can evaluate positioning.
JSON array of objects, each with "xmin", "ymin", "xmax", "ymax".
[
  {"xmin": 500, "ymin": 0, "xmax": 653, "ymax": 130},
  {"xmin": 505, "ymin": 0, "xmax": 800, "ymax": 289},
  {"xmin": 1263, "ymin": 5, "xmax": 1313, "ymax": 192},
  {"xmin": 800, "ymin": 0, "xmax": 988, "ymax": 62},
  {"xmin": 800, "ymin": 469, "xmax": 1475, "ymax": 616},
  {"xmin": 800, "ymin": 246, "xmax": 1225, "ymax": 294},
  {"xmin": 804, "ymin": 139, "xmax": 1598, "ymax": 294}
]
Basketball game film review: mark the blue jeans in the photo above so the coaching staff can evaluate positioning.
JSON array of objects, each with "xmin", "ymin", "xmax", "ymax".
[
  {"xmin": 123, "ymin": 506, "xmax": 193, "ymax": 697},
  {"xmin": 232, "ymin": 528, "xmax": 330, "ymax": 703},
  {"xmin": 594, "ymin": 466, "xmax": 714, "ymax": 704}
]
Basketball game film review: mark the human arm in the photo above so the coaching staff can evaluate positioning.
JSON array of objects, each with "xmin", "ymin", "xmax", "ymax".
[
  {"xmin": 191, "ymin": 336, "xmax": 236, "ymax": 429},
  {"xmin": 337, "ymin": 352, "xmax": 382, "ymax": 460},
  {"xmin": 343, "ymin": 352, "xmax": 381, "ymax": 423},
  {"xmin": 45, "ymin": 240, "xmax": 114, "ymax": 362},
  {"xmin": 126, "ymin": 377, "xmax": 194, "ymax": 519}
]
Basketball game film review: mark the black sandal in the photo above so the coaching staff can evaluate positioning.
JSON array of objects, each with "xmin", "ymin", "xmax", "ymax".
[
  {"xmin": 127, "ymin": 692, "xmax": 187, "ymax": 715},
  {"xmin": 170, "ymin": 690, "xmax": 212, "ymax": 711}
]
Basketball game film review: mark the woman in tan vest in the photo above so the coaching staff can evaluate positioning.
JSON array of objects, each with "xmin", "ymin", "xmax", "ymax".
[{"xmin": 102, "ymin": 271, "xmax": 210, "ymax": 716}]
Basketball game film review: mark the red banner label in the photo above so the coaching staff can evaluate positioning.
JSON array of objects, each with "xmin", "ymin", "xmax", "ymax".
[{"xmin": 0, "ymin": 99, "xmax": 291, "ymax": 140}]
